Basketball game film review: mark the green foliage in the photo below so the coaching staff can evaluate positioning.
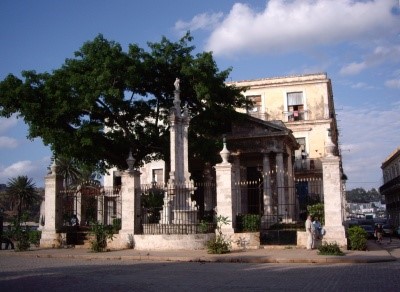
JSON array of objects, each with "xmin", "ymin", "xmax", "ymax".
[
  {"xmin": 206, "ymin": 215, "xmax": 231, "ymax": 254},
  {"xmin": 112, "ymin": 218, "xmax": 121, "ymax": 232},
  {"xmin": 5, "ymin": 176, "xmax": 40, "ymax": 220},
  {"xmin": 346, "ymin": 188, "xmax": 381, "ymax": 203},
  {"xmin": 317, "ymin": 242, "xmax": 345, "ymax": 256},
  {"xmin": 0, "ymin": 33, "xmax": 250, "ymax": 173},
  {"xmin": 28, "ymin": 230, "xmax": 41, "ymax": 247},
  {"xmin": 89, "ymin": 221, "xmax": 114, "ymax": 252},
  {"xmin": 307, "ymin": 203, "xmax": 325, "ymax": 225},
  {"xmin": 237, "ymin": 214, "xmax": 260, "ymax": 232},
  {"xmin": 347, "ymin": 225, "xmax": 368, "ymax": 251},
  {"xmin": 141, "ymin": 190, "xmax": 164, "ymax": 223},
  {"xmin": 7, "ymin": 215, "xmax": 31, "ymax": 251}
]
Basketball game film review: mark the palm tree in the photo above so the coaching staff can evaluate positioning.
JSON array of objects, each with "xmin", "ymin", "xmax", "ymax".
[
  {"xmin": 56, "ymin": 156, "xmax": 82, "ymax": 189},
  {"xmin": 6, "ymin": 176, "xmax": 39, "ymax": 220}
]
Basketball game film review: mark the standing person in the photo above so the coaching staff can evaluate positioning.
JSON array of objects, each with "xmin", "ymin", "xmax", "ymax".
[
  {"xmin": 313, "ymin": 217, "xmax": 322, "ymax": 240},
  {"xmin": 375, "ymin": 224, "xmax": 383, "ymax": 243},
  {"xmin": 305, "ymin": 215, "xmax": 314, "ymax": 250}
]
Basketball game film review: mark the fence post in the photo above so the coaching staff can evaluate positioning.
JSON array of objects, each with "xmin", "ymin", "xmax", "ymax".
[
  {"xmin": 215, "ymin": 141, "xmax": 235, "ymax": 235},
  {"xmin": 116, "ymin": 152, "xmax": 141, "ymax": 249},
  {"xmin": 40, "ymin": 160, "xmax": 63, "ymax": 248},
  {"xmin": 321, "ymin": 138, "xmax": 347, "ymax": 247}
]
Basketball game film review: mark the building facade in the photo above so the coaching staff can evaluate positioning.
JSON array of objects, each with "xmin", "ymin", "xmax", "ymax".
[
  {"xmin": 228, "ymin": 73, "xmax": 343, "ymax": 203},
  {"xmin": 379, "ymin": 147, "xmax": 400, "ymax": 226}
]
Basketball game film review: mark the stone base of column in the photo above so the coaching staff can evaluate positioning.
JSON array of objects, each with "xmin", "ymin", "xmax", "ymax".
[
  {"xmin": 107, "ymin": 230, "xmax": 134, "ymax": 250},
  {"xmin": 40, "ymin": 230, "xmax": 62, "ymax": 248},
  {"xmin": 322, "ymin": 226, "xmax": 347, "ymax": 247}
]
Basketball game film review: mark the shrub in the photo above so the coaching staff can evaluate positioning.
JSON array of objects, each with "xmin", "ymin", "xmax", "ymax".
[
  {"xmin": 347, "ymin": 225, "xmax": 367, "ymax": 251},
  {"xmin": 317, "ymin": 242, "xmax": 345, "ymax": 256},
  {"xmin": 28, "ymin": 230, "xmax": 41, "ymax": 247},
  {"xmin": 112, "ymin": 218, "xmax": 121, "ymax": 232},
  {"xmin": 206, "ymin": 215, "xmax": 231, "ymax": 254},
  {"xmin": 242, "ymin": 214, "xmax": 260, "ymax": 232},
  {"xmin": 90, "ymin": 221, "xmax": 114, "ymax": 252}
]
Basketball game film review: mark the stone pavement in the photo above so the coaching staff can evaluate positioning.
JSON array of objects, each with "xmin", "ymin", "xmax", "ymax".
[{"xmin": 2, "ymin": 238, "xmax": 400, "ymax": 264}]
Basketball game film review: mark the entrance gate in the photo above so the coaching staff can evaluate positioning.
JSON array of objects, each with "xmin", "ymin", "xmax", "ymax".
[
  {"xmin": 234, "ymin": 177, "xmax": 323, "ymax": 245},
  {"xmin": 60, "ymin": 183, "xmax": 121, "ymax": 245}
]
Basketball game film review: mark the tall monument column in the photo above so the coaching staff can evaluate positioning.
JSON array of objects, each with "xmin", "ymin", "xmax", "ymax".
[
  {"xmin": 40, "ymin": 159, "xmax": 63, "ymax": 248},
  {"xmin": 322, "ymin": 137, "xmax": 347, "ymax": 247}
]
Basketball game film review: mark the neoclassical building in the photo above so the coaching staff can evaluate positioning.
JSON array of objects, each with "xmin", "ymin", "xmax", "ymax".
[{"xmin": 380, "ymin": 147, "xmax": 400, "ymax": 226}]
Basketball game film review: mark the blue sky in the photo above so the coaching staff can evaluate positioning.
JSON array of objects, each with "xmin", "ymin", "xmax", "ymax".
[{"xmin": 0, "ymin": 0, "xmax": 399, "ymax": 190}]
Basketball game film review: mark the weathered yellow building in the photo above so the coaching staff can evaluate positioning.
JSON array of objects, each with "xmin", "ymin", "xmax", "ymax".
[{"xmin": 228, "ymin": 72, "xmax": 340, "ymax": 183}]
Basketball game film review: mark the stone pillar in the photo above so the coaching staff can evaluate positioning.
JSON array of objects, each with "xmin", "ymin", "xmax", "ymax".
[
  {"xmin": 276, "ymin": 152, "xmax": 285, "ymax": 215},
  {"xmin": 215, "ymin": 142, "xmax": 235, "ymax": 234},
  {"xmin": 321, "ymin": 138, "xmax": 347, "ymax": 247},
  {"xmin": 40, "ymin": 161, "xmax": 63, "ymax": 248},
  {"xmin": 262, "ymin": 153, "xmax": 272, "ymax": 216},
  {"xmin": 115, "ymin": 152, "xmax": 141, "ymax": 249}
]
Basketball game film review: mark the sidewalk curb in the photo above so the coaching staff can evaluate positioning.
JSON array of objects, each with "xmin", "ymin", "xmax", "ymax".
[{"xmin": 2, "ymin": 250, "xmax": 396, "ymax": 264}]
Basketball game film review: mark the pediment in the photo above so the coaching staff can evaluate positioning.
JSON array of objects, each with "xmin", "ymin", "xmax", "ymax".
[{"xmin": 229, "ymin": 116, "xmax": 289, "ymax": 138}]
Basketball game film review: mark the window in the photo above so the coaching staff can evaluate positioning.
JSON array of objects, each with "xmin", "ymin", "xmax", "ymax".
[
  {"xmin": 152, "ymin": 168, "xmax": 163, "ymax": 183},
  {"xmin": 287, "ymin": 92, "xmax": 304, "ymax": 121},
  {"xmin": 246, "ymin": 95, "xmax": 262, "ymax": 113},
  {"xmin": 295, "ymin": 138, "xmax": 306, "ymax": 159}
]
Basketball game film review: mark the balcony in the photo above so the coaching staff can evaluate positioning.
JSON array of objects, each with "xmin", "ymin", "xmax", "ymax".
[
  {"xmin": 294, "ymin": 158, "xmax": 322, "ymax": 172},
  {"xmin": 284, "ymin": 110, "xmax": 308, "ymax": 122}
]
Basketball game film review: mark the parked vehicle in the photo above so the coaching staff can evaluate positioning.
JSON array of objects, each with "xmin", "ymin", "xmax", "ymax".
[{"xmin": 360, "ymin": 225, "xmax": 375, "ymax": 239}]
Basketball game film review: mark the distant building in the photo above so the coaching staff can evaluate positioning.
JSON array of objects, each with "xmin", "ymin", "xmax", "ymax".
[{"xmin": 379, "ymin": 146, "xmax": 400, "ymax": 226}]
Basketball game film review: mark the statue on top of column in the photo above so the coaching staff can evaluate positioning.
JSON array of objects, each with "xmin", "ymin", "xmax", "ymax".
[{"xmin": 174, "ymin": 78, "xmax": 180, "ymax": 91}]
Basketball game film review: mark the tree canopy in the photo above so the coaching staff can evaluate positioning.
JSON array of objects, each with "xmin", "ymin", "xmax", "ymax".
[
  {"xmin": 346, "ymin": 188, "xmax": 381, "ymax": 203},
  {"xmin": 0, "ymin": 33, "xmax": 250, "ymax": 175}
]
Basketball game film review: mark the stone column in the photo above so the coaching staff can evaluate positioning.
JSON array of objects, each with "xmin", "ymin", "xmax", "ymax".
[
  {"xmin": 276, "ymin": 152, "xmax": 285, "ymax": 215},
  {"xmin": 40, "ymin": 161, "xmax": 63, "ymax": 248},
  {"xmin": 262, "ymin": 153, "xmax": 272, "ymax": 215},
  {"xmin": 215, "ymin": 142, "xmax": 235, "ymax": 234},
  {"xmin": 321, "ymin": 138, "xmax": 347, "ymax": 247}
]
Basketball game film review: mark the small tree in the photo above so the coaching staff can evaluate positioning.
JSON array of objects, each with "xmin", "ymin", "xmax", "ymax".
[
  {"xmin": 89, "ymin": 221, "xmax": 114, "ymax": 252},
  {"xmin": 307, "ymin": 203, "xmax": 325, "ymax": 225},
  {"xmin": 206, "ymin": 215, "xmax": 231, "ymax": 254}
]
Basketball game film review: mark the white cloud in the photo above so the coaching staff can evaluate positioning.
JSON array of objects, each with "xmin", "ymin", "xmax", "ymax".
[
  {"xmin": 203, "ymin": 0, "xmax": 400, "ymax": 56},
  {"xmin": 0, "ymin": 157, "xmax": 50, "ymax": 186},
  {"xmin": 385, "ymin": 78, "xmax": 400, "ymax": 88},
  {"xmin": 338, "ymin": 102, "xmax": 400, "ymax": 189},
  {"xmin": 174, "ymin": 12, "xmax": 224, "ymax": 34},
  {"xmin": 0, "ymin": 136, "xmax": 18, "ymax": 149},
  {"xmin": 340, "ymin": 62, "xmax": 367, "ymax": 76},
  {"xmin": 0, "ymin": 115, "xmax": 18, "ymax": 134},
  {"xmin": 340, "ymin": 45, "xmax": 400, "ymax": 75}
]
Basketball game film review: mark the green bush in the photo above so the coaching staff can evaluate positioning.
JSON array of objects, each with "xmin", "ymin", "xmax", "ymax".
[
  {"xmin": 236, "ymin": 214, "xmax": 261, "ymax": 232},
  {"xmin": 28, "ymin": 230, "xmax": 41, "ymax": 246},
  {"xmin": 112, "ymin": 218, "xmax": 121, "ymax": 232},
  {"xmin": 347, "ymin": 225, "xmax": 367, "ymax": 251},
  {"xmin": 90, "ymin": 221, "xmax": 114, "ymax": 252},
  {"xmin": 206, "ymin": 215, "xmax": 231, "ymax": 254},
  {"xmin": 317, "ymin": 242, "xmax": 345, "ymax": 256}
]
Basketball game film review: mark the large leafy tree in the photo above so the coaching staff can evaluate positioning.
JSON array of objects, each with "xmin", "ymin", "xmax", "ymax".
[
  {"xmin": 0, "ymin": 33, "xmax": 250, "ymax": 175},
  {"xmin": 5, "ymin": 176, "xmax": 40, "ymax": 220}
]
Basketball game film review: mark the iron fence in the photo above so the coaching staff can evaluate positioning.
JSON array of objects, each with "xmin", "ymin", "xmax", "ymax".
[{"xmin": 139, "ymin": 182, "xmax": 216, "ymax": 234}]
